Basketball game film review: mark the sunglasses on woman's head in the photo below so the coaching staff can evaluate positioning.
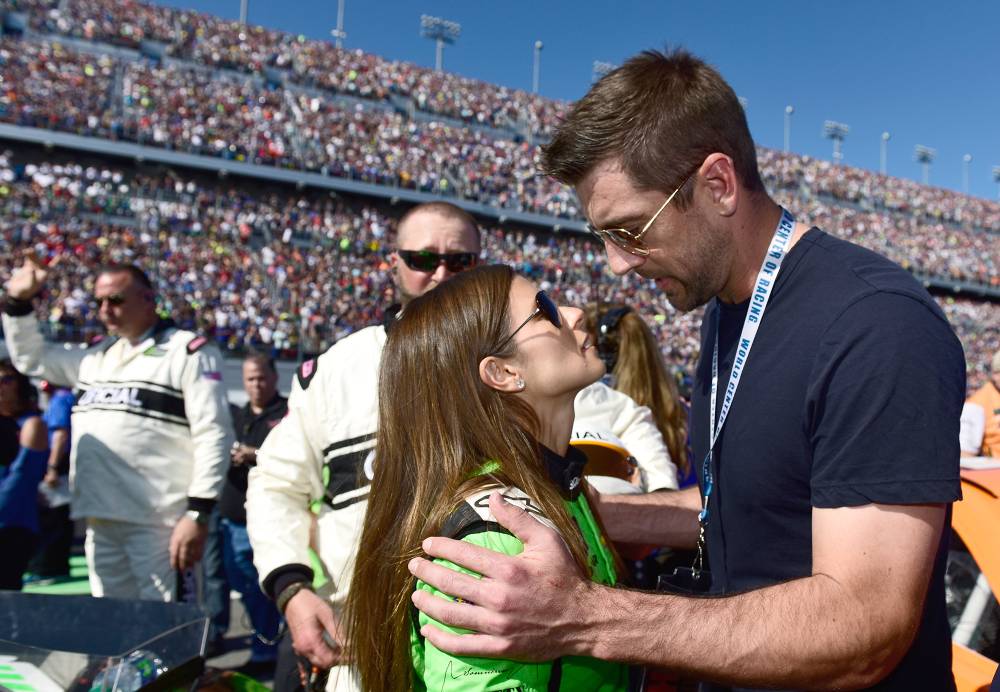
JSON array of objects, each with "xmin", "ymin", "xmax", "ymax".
[
  {"xmin": 495, "ymin": 291, "xmax": 561, "ymax": 352},
  {"xmin": 397, "ymin": 250, "xmax": 478, "ymax": 273}
]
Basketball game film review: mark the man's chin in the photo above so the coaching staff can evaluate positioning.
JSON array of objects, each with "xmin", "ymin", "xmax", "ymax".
[
  {"xmin": 665, "ymin": 296, "xmax": 700, "ymax": 313},
  {"xmin": 656, "ymin": 279, "xmax": 704, "ymax": 313}
]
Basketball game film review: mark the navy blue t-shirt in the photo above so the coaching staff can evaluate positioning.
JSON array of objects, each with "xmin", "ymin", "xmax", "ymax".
[{"xmin": 691, "ymin": 228, "xmax": 964, "ymax": 691}]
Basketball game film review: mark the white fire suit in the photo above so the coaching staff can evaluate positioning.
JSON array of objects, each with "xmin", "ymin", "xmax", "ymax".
[{"xmin": 2, "ymin": 309, "xmax": 232, "ymax": 599}]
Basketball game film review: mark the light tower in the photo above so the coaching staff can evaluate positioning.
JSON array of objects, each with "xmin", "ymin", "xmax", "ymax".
[
  {"xmin": 962, "ymin": 154, "xmax": 972, "ymax": 194},
  {"xmin": 239, "ymin": 0, "xmax": 247, "ymax": 24},
  {"xmin": 532, "ymin": 40, "xmax": 543, "ymax": 94},
  {"xmin": 330, "ymin": 0, "xmax": 346, "ymax": 49},
  {"xmin": 420, "ymin": 15, "xmax": 461, "ymax": 72},
  {"xmin": 823, "ymin": 120, "xmax": 849, "ymax": 164},
  {"xmin": 783, "ymin": 105, "xmax": 794, "ymax": 152},
  {"xmin": 914, "ymin": 145, "xmax": 936, "ymax": 186},
  {"xmin": 880, "ymin": 131, "xmax": 890, "ymax": 175},
  {"xmin": 592, "ymin": 60, "xmax": 616, "ymax": 82},
  {"xmin": 992, "ymin": 166, "xmax": 1000, "ymax": 200}
]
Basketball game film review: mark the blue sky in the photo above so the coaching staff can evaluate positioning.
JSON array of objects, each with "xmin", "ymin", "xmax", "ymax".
[{"xmin": 154, "ymin": 0, "xmax": 1000, "ymax": 200}]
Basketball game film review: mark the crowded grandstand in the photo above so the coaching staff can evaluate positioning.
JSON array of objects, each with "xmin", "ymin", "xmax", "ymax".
[{"xmin": 0, "ymin": 0, "xmax": 997, "ymax": 389}]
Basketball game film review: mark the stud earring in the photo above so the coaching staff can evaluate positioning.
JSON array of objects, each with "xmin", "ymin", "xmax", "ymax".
[{"xmin": 515, "ymin": 377, "xmax": 525, "ymax": 390}]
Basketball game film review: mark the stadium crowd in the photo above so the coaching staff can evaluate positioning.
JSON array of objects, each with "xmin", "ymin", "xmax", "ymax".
[
  {"xmin": 0, "ymin": 13, "xmax": 996, "ymax": 387},
  {"xmin": 0, "ymin": 150, "xmax": 996, "ymax": 391},
  {"xmin": 14, "ymin": 0, "xmax": 569, "ymax": 135},
  {"xmin": 2, "ymin": 35, "xmax": 999, "ymax": 289}
]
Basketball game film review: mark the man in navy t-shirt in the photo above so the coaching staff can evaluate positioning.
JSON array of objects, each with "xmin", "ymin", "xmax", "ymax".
[{"xmin": 407, "ymin": 48, "xmax": 964, "ymax": 691}]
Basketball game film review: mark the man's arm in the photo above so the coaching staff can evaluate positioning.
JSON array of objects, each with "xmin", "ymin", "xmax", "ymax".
[
  {"xmin": 43, "ymin": 428, "xmax": 70, "ymax": 487},
  {"xmin": 590, "ymin": 486, "xmax": 700, "ymax": 547},
  {"xmin": 2, "ymin": 256, "xmax": 86, "ymax": 387},
  {"xmin": 245, "ymin": 367, "xmax": 340, "ymax": 668},
  {"xmin": 171, "ymin": 342, "xmax": 233, "ymax": 570},
  {"xmin": 410, "ymin": 492, "xmax": 946, "ymax": 691},
  {"xmin": 2, "ymin": 308, "xmax": 87, "ymax": 389}
]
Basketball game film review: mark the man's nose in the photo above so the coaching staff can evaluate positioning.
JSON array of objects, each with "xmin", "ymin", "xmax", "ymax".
[
  {"xmin": 604, "ymin": 240, "xmax": 646, "ymax": 276},
  {"xmin": 431, "ymin": 261, "xmax": 452, "ymax": 283}
]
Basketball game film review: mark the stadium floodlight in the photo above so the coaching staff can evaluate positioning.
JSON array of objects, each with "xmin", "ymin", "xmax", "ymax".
[
  {"xmin": 914, "ymin": 145, "xmax": 936, "ymax": 186},
  {"xmin": 823, "ymin": 120, "xmax": 850, "ymax": 164},
  {"xmin": 880, "ymin": 131, "xmax": 890, "ymax": 175},
  {"xmin": 592, "ymin": 60, "xmax": 616, "ymax": 82},
  {"xmin": 239, "ymin": 0, "xmax": 248, "ymax": 24},
  {"xmin": 421, "ymin": 14, "xmax": 461, "ymax": 72},
  {"xmin": 783, "ymin": 105, "xmax": 794, "ymax": 152},
  {"xmin": 962, "ymin": 154, "xmax": 972, "ymax": 194},
  {"xmin": 330, "ymin": 0, "xmax": 347, "ymax": 49},
  {"xmin": 532, "ymin": 40, "xmax": 543, "ymax": 94}
]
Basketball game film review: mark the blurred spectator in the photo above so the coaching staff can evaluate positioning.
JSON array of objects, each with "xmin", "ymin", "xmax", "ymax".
[
  {"xmin": 0, "ymin": 358, "xmax": 48, "ymax": 590},
  {"xmin": 222, "ymin": 351, "xmax": 285, "ymax": 676},
  {"xmin": 28, "ymin": 379, "xmax": 74, "ymax": 579},
  {"xmin": 590, "ymin": 304, "xmax": 694, "ymax": 488},
  {"xmin": 963, "ymin": 348, "xmax": 1000, "ymax": 458}
]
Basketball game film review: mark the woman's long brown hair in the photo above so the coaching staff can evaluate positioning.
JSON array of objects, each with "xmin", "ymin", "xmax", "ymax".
[
  {"xmin": 345, "ymin": 265, "xmax": 593, "ymax": 692},
  {"xmin": 590, "ymin": 305, "xmax": 690, "ymax": 478}
]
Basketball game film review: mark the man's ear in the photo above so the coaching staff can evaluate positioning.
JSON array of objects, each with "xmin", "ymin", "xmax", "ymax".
[
  {"xmin": 700, "ymin": 152, "xmax": 738, "ymax": 217},
  {"xmin": 479, "ymin": 356, "xmax": 522, "ymax": 393}
]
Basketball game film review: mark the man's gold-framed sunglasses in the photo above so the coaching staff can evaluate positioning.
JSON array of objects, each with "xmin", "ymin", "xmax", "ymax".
[{"xmin": 586, "ymin": 173, "xmax": 693, "ymax": 257}]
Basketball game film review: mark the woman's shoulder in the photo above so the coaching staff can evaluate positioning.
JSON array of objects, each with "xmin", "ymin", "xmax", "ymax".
[{"xmin": 443, "ymin": 485, "xmax": 558, "ymax": 541}]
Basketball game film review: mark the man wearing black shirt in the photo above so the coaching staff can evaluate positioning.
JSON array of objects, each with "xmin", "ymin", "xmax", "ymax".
[
  {"xmin": 222, "ymin": 353, "xmax": 287, "ymax": 672},
  {"xmin": 408, "ymin": 49, "xmax": 963, "ymax": 691}
]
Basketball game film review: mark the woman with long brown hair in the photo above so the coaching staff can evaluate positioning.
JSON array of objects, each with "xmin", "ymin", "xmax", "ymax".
[
  {"xmin": 345, "ymin": 265, "xmax": 635, "ymax": 691},
  {"xmin": 590, "ymin": 304, "xmax": 692, "ymax": 485}
]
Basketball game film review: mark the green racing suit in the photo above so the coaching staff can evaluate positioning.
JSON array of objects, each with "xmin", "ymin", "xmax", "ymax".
[{"xmin": 411, "ymin": 450, "xmax": 641, "ymax": 691}]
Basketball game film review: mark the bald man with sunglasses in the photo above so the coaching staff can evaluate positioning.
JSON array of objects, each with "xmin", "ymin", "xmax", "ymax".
[
  {"xmin": 2, "ymin": 258, "xmax": 232, "ymax": 602},
  {"xmin": 244, "ymin": 201, "xmax": 482, "ymax": 688}
]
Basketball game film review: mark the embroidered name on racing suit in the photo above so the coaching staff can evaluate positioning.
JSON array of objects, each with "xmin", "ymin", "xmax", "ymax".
[
  {"xmin": 74, "ymin": 382, "xmax": 189, "ymax": 427},
  {"xmin": 78, "ymin": 386, "xmax": 144, "ymax": 408}
]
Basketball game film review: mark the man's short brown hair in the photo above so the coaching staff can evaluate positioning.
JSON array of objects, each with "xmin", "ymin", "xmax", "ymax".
[{"xmin": 542, "ymin": 48, "xmax": 765, "ymax": 207}]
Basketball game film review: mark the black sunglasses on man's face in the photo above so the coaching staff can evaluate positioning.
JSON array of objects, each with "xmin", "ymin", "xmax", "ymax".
[
  {"xmin": 397, "ymin": 250, "xmax": 478, "ymax": 273},
  {"xmin": 94, "ymin": 293, "xmax": 128, "ymax": 307}
]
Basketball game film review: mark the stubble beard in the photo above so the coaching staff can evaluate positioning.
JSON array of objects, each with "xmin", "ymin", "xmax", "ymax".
[{"xmin": 662, "ymin": 219, "xmax": 727, "ymax": 313}]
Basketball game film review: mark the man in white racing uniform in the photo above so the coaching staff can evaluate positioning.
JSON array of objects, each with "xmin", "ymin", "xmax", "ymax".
[
  {"xmin": 2, "ymin": 260, "xmax": 232, "ymax": 601},
  {"xmin": 245, "ymin": 202, "xmax": 482, "ymax": 687}
]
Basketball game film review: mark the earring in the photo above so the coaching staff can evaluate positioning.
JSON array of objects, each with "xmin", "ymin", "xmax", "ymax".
[{"xmin": 515, "ymin": 377, "xmax": 525, "ymax": 390}]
